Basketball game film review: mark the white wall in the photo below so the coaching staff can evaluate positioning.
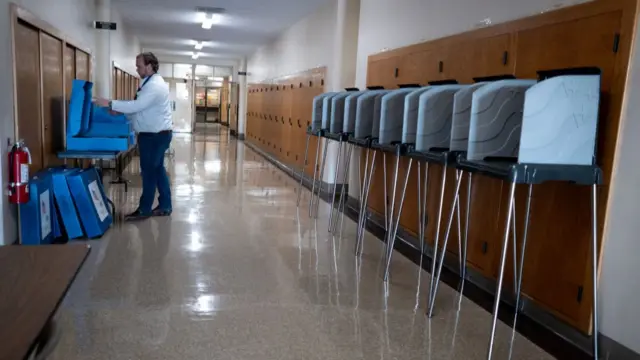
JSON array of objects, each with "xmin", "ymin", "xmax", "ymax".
[
  {"xmin": 0, "ymin": 0, "xmax": 140, "ymax": 245},
  {"xmin": 599, "ymin": 16, "xmax": 640, "ymax": 355},
  {"xmin": 110, "ymin": 8, "xmax": 141, "ymax": 76},
  {"xmin": 247, "ymin": 0, "xmax": 338, "ymax": 84}
]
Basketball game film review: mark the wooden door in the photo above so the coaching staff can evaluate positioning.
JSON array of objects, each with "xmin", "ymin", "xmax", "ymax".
[
  {"xmin": 15, "ymin": 20, "xmax": 43, "ymax": 170},
  {"xmin": 40, "ymin": 32, "xmax": 64, "ymax": 167},
  {"xmin": 112, "ymin": 67, "xmax": 117, "ymax": 99},
  {"xmin": 64, "ymin": 45, "xmax": 75, "ymax": 99},
  {"xmin": 75, "ymin": 50, "xmax": 89, "ymax": 81},
  {"xmin": 116, "ymin": 69, "xmax": 123, "ymax": 100}
]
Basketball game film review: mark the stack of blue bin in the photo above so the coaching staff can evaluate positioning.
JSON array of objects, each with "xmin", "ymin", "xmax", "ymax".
[
  {"xmin": 20, "ymin": 166, "xmax": 113, "ymax": 244},
  {"xmin": 66, "ymin": 79, "xmax": 136, "ymax": 152}
]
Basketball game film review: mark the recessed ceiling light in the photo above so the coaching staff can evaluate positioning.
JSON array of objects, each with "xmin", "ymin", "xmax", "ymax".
[
  {"xmin": 194, "ymin": 42, "xmax": 204, "ymax": 50},
  {"xmin": 196, "ymin": 7, "xmax": 225, "ymax": 29},
  {"xmin": 192, "ymin": 52, "xmax": 200, "ymax": 60},
  {"xmin": 202, "ymin": 13, "xmax": 222, "ymax": 29}
]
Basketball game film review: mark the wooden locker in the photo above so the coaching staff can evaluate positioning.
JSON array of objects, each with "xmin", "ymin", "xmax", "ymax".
[
  {"xmin": 14, "ymin": 20, "xmax": 43, "ymax": 171},
  {"xmin": 116, "ymin": 69, "xmax": 125, "ymax": 100},
  {"xmin": 75, "ymin": 49, "xmax": 89, "ymax": 81},
  {"xmin": 40, "ymin": 31, "xmax": 64, "ymax": 167},
  {"xmin": 64, "ymin": 45, "xmax": 75, "ymax": 99},
  {"xmin": 112, "ymin": 67, "xmax": 117, "ymax": 99}
]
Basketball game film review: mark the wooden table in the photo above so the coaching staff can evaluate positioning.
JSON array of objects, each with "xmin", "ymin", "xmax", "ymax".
[{"xmin": 0, "ymin": 244, "xmax": 91, "ymax": 360}]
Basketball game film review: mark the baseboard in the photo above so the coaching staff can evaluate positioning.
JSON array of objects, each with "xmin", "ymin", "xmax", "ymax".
[
  {"xmin": 244, "ymin": 141, "xmax": 347, "ymax": 196},
  {"xmin": 242, "ymin": 139, "xmax": 637, "ymax": 360}
]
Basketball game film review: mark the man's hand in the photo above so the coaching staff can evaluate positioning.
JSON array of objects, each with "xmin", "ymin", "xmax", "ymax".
[{"xmin": 94, "ymin": 98, "xmax": 111, "ymax": 107}]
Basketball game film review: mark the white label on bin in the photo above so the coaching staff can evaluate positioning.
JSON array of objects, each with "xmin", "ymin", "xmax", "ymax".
[
  {"xmin": 40, "ymin": 190, "xmax": 51, "ymax": 240},
  {"xmin": 20, "ymin": 164, "xmax": 29, "ymax": 183},
  {"xmin": 88, "ymin": 180, "xmax": 109, "ymax": 222}
]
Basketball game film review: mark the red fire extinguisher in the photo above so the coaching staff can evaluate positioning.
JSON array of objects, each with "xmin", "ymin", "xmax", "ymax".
[{"xmin": 8, "ymin": 140, "xmax": 31, "ymax": 204}]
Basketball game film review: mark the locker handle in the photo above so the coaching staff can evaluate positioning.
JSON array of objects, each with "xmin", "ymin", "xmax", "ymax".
[
  {"xmin": 297, "ymin": 119, "xmax": 301, "ymax": 128},
  {"xmin": 289, "ymin": 118, "xmax": 292, "ymax": 126}
]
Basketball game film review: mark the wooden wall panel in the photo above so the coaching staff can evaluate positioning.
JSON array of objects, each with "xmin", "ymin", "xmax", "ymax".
[
  {"xmin": 40, "ymin": 32, "xmax": 64, "ymax": 167},
  {"xmin": 14, "ymin": 20, "xmax": 43, "ymax": 171}
]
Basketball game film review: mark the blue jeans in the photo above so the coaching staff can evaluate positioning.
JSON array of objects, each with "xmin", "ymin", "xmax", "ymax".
[{"xmin": 137, "ymin": 131, "xmax": 172, "ymax": 214}]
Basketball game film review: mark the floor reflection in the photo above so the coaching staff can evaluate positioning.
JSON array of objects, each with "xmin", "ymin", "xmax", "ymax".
[{"xmin": 50, "ymin": 125, "xmax": 553, "ymax": 360}]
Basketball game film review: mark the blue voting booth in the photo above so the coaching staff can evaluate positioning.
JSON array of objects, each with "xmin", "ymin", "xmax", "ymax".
[
  {"xmin": 66, "ymin": 79, "xmax": 135, "ymax": 152},
  {"xmin": 20, "ymin": 167, "xmax": 113, "ymax": 244}
]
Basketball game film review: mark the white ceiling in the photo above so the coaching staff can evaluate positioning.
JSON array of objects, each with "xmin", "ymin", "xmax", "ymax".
[{"xmin": 112, "ymin": 0, "xmax": 330, "ymax": 66}]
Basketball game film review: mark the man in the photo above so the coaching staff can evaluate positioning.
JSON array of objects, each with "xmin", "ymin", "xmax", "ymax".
[{"xmin": 95, "ymin": 52, "xmax": 173, "ymax": 221}]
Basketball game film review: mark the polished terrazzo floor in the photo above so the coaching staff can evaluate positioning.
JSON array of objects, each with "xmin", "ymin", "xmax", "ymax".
[{"xmin": 50, "ymin": 125, "xmax": 554, "ymax": 359}]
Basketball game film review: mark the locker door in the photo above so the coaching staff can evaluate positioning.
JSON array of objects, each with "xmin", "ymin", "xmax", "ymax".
[
  {"xmin": 112, "ymin": 67, "xmax": 117, "ymax": 99},
  {"xmin": 64, "ymin": 45, "xmax": 75, "ymax": 99},
  {"xmin": 40, "ymin": 32, "xmax": 64, "ymax": 167},
  {"xmin": 75, "ymin": 50, "xmax": 89, "ymax": 81},
  {"xmin": 15, "ymin": 20, "xmax": 43, "ymax": 171}
]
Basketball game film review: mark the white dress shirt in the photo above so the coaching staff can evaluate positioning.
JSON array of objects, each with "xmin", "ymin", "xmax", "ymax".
[{"xmin": 111, "ymin": 74, "xmax": 173, "ymax": 133}]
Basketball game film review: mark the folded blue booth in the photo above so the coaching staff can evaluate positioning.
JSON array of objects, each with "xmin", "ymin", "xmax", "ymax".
[
  {"xmin": 51, "ymin": 168, "xmax": 85, "ymax": 239},
  {"xmin": 20, "ymin": 173, "xmax": 57, "ymax": 245},
  {"xmin": 66, "ymin": 79, "xmax": 135, "ymax": 152},
  {"xmin": 66, "ymin": 167, "xmax": 113, "ymax": 238}
]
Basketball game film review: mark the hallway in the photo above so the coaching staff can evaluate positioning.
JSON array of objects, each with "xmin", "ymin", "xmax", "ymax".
[{"xmin": 50, "ymin": 126, "xmax": 551, "ymax": 359}]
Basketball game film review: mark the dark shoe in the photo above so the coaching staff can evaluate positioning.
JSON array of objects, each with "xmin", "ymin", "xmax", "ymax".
[
  {"xmin": 152, "ymin": 207, "xmax": 172, "ymax": 217},
  {"xmin": 124, "ymin": 209, "xmax": 151, "ymax": 221}
]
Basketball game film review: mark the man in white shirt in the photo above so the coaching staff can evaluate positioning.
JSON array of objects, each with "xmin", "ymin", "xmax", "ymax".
[{"xmin": 95, "ymin": 52, "xmax": 173, "ymax": 221}]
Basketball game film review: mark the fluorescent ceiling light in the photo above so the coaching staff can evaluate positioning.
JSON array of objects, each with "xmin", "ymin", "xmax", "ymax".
[
  {"xmin": 192, "ymin": 52, "xmax": 200, "ymax": 60},
  {"xmin": 201, "ymin": 13, "xmax": 222, "ymax": 29},
  {"xmin": 195, "ymin": 76, "xmax": 200, "ymax": 80},
  {"xmin": 194, "ymin": 42, "xmax": 203, "ymax": 50}
]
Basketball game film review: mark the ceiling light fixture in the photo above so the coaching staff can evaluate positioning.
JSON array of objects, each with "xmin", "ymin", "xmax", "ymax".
[
  {"xmin": 196, "ymin": 7, "xmax": 225, "ymax": 30},
  {"xmin": 192, "ymin": 52, "xmax": 200, "ymax": 60},
  {"xmin": 194, "ymin": 42, "xmax": 204, "ymax": 50},
  {"xmin": 201, "ymin": 13, "xmax": 222, "ymax": 29}
]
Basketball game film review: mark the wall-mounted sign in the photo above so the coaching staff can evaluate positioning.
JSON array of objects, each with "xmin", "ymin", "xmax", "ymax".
[
  {"xmin": 238, "ymin": 71, "xmax": 248, "ymax": 76},
  {"xmin": 94, "ymin": 21, "xmax": 117, "ymax": 30}
]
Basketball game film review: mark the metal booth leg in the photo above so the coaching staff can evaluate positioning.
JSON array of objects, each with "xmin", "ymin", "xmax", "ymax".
[
  {"xmin": 591, "ymin": 184, "xmax": 599, "ymax": 359},
  {"xmin": 329, "ymin": 140, "xmax": 344, "ymax": 232},
  {"xmin": 486, "ymin": 180, "xmax": 517, "ymax": 359},
  {"xmin": 461, "ymin": 172, "xmax": 473, "ymax": 281},
  {"xmin": 427, "ymin": 165, "xmax": 449, "ymax": 310},
  {"xmin": 384, "ymin": 154, "xmax": 399, "ymax": 263},
  {"xmin": 383, "ymin": 158, "xmax": 413, "ymax": 282},
  {"xmin": 297, "ymin": 133, "xmax": 311, "ymax": 207},
  {"xmin": 313, "ymin": 140, "xmax": 329, "ymax": 218},
  {"xmin": 356, "ymin": 149, "xmax": 370, "ymax": 243},
  {"xmin": 508, "ymin": 184, "xmax": 533, "ymax": 360},
  {"xmin": 383, "ymin": 153, "xmax": 389, "ymax": 235},
  {"xmin": 418, "ymin": 162, "xmax": 430, "ymax": 270},
  {"xmin": 308, "ymin": 136, "xmax": 321, "ymax": 217},
  {"xmin": 355, "ymin": 151, "xmax": 377, "ymax": 256},
  {"xmin": 428, "ymin": 169, "xmax": 463, "ymax": 317},
  {"xmin": 334, "ymin": 143, "xmax": 353, "ymax": 234}
]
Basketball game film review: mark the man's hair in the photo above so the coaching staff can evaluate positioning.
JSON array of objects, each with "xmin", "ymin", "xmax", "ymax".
[{"xmin": 137, "ymin": 52, "xmax": 159, "ymax": 73}]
